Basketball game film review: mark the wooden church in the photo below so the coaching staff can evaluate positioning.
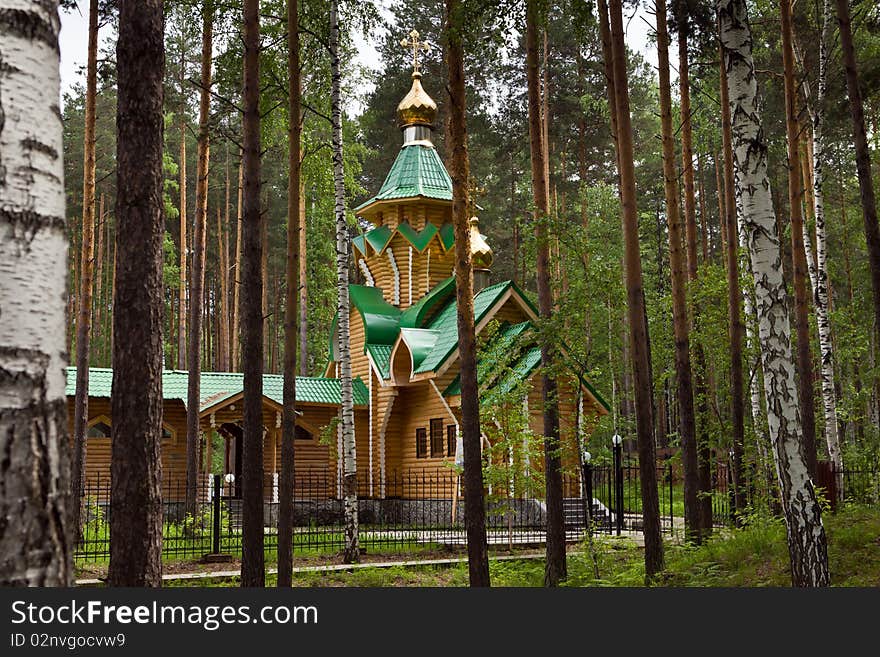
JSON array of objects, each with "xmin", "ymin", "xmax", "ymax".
[{"xmin": 67, "ymin": 52, "xmax": 609, "ymax": 501}]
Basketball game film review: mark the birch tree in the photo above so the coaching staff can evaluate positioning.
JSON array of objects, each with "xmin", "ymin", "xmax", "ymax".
[
  {"xmin": 797, "ymin": 0, "xmax": 841, "ymax": 475},
  {"xmin": 0, "ymin": 0, "xmax": 72, "ymax": 587},
  {"xmin": 330, "ymin": 0, "xmax": 358, "ymax": 564},
  {"xmin": 718, "ymin": 27, "xmax": 746, "ymax": 519},
  {"xmin": 718, "ymin": 0, "xmax": 829, "ymax": 587},
  {"xmin": 780, "ymin": 0, "xmax": 818, "ymax": 479},
  {"xmin": 108, "ymin": 0, "xmax": 165, "ymax": 587}
]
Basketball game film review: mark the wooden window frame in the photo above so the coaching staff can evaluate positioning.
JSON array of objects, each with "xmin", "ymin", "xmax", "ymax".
[
  {"xmin": 86, "ymin": 416, "xmax": 112, "ymax": 440},
  {"xmin": 446, "ymin": 424, "xmax": 457, "ymax": 458},
  {"xmin": 430, "ymin": 418, "xmax": 444, "ymax": 457},
  {"xmin": 416, "ymin": 427, "xmax": 428, "ymax": 459}
]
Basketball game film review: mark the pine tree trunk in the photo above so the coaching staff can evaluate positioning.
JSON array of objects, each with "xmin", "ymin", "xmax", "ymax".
[
  {"xmin": 447, "ymin": 0, "xmax": 490, "ymax": 588},
  {"xmin": 71, "ymin": 0, "xmax": 99, "ymax": 540},
  {"xmin": 186, "ymin": 1, "xmax": 213, "ymax": 518},
  {"xmin": 0, "ymin": 0, "xmax": 72, "ymax": 586},
  {"xmin": 108, "ymin": 0, "xmax": 165, "ymax": 587},
  {"xmin": 835, "ymin": 0, "xmax": 880, "ymax": 421},
  {"xmin": 299, "ymin": 179, "xmax": 308, "ymax": 376},
  {"xmin": 526, "ymin": 0, "xmax": 566, "ymax": 586},
  {"xmin": 217, "ymin": 207, "xmax": 228, "ymax": 370},
  {"xmin": 94, "ymin": 192, "xmax": 104, "ymax": 361},
  {"xmin": 240, "ymin": 0, "xmax": 265, "ymax": 587},
  {"xmin": 656, "ymin": 0, "xmax": 700, "ymax": 543},
  {"xmin": 329, "ymin": 0, "xmax": 358, "ymax": 564},
  {"xmin": 232, "ymin": 157, "xmax": 243, "ymax": 370},
  {"xmin": 718, "ymin": 32, "xmax": 747, "ymax": 520},
  {"xmin": 278, "ymin": 0, "xmax": 301, "ymax": 587},
  {"xmin": 608, "ymin": 0, "xmax": 664, "ymax": 579},
  {"xmin": 178, "ymin": 58, "xmax": 188, "ymax": 370},
  {"xmin": 718, "ymin": 0, "xmax": 829, "ymax": 587},
  {"xmin": 780, "ymin": 0, "xmax": 818, "ymax": 480}
]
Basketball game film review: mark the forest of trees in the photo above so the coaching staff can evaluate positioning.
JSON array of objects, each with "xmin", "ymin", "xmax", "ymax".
[{"xmin": 2, "ymin": 0, "xmax": 880, "ymax": 588}]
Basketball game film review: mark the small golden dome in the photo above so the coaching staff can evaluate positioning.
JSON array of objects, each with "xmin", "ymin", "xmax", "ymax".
[
  {"xmin": 397, "ymin": 72, "xmax": 437, "ymax": 128},
  {"xmin": 469, "ymin": 217, "xmax": 493, "ymax": 270}
]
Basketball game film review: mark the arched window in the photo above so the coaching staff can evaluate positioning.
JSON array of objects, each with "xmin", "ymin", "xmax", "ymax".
[{"xmin": 86, "ymin": 419, "xmax": 111, "ymax": 439}]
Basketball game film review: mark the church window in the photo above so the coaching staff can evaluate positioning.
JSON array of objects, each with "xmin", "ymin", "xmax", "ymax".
[
  {"xmin": 446, "ymin": 425, "xmax": 456, "ymax": 457},
  {"xmin": 416, "ymin": 427, "xmax": 428, "ymax": 458},
  {"xmin": 430, "ymin": 418, "xmax": 444, "ymax": 457}
]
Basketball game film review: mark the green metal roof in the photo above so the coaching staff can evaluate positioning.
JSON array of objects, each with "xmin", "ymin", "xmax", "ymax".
[
  {"xmin": 399, "ymin": 275, "xmax": 456, "ymax": 329},
  {"xmin": 366, "ymin": 343, "xmax": 392, "ymax": 380},
  {"xmin": 354, "ymin": 145, "xmax": 453, "ymax": 212},
  {"xmin": 413, "ymin": 280, "xmax": 514, "ymax": 375},
  {"xmin": 399, "ymin": 328, "xmax": 440, "ymax": 370},
  {"xmin": 352, "ymin": 234, "xmax": 367, "ymax": 257},
  {"xmin": 330, "ymin": 285, "xmax": 402, "ymax": 360},
  {"xmin": 443, "ymin": 322, "xmax": 535, "ymax": 397},
  {"xmin": 364, "ymin": 225, "xmax": 393, "ymax": 254},
  {"xmin": 439, "ymin": 223, "xmax": 455, "ymax": 250},
  {"xmin": 354, "ymin": 222, "xmax": 445, "ymax": 258},
  {"xmin": 396, "ymin": 221, "xmax": 439, "ymax": 252},
  {"xmin": 65, "ymin": 368, "xmax": 369, "ymax": 409}
]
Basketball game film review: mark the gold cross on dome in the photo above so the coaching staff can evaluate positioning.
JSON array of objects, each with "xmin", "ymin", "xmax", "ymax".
[{"xmin": 400, "ymin": 29, "xmax": 431, "ymax": 75}]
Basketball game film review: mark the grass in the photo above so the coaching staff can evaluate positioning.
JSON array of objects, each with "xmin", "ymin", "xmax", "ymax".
[
  {"xmin": 219, "ymin": 505, "xmax": 877, "ymax": 587},
  {"xmin": 83, "ymin": 505, "xmax": 880, "ymax": 587}
]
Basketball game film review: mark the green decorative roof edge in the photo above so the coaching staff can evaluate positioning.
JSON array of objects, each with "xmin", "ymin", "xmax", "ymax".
[
  {"xmin": 399, "ymin": 328, "xmax": 440, "ymax": 371},
  {"xmin": 399, "ymin": 275, "xmax": 456, "ymax": 329},
  {"xmin": 329, "ymin": 284, "xmax": 402, "ymax": 361},
  {"xmin": 396, "ymin": 221, "xmax": 439, "ymax": 252}
]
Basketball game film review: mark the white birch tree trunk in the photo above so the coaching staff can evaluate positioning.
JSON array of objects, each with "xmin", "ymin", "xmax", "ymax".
[
  {"xmin": 735, "ymin": 179, "xmax": 771, "ymax": 495},
  {"xmin": 718, "ymin": 0, "xmax": 829, "ymax": 587},
  {"xmin": 0, "ymin": 0, "xmax": 72, "ymax": 585},
  {"xmin": 799, "ymin": 0, "xmax": 842, "ymax": 476},
  {"xmin": 330, "ymin": 0, "xmax": 358, "ymax": 563}
]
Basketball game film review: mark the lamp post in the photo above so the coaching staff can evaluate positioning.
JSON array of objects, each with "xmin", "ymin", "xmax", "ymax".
[
  {"xmin": 612, "ymin": 433, "xmax": 623, "ymax": 535},
  {"xmin": 581, "ymin": 451, "xmax": 593, "ymax": 534}
]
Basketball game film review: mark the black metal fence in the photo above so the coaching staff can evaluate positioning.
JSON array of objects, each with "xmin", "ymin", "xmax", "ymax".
[{"xmin": 75, "ymin": 462, "xmax": 741, "ymax": 564}]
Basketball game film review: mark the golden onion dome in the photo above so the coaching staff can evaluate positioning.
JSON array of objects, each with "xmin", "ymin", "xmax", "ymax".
[
  {"xmin": 469, "ymin": 217, "xmax": 493, "ymax": 270},
  {"xmin": 397, "ymin": 72, "xmax": 437, "ymax": 128}
]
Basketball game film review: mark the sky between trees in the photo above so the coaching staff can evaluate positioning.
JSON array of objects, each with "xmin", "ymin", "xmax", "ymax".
[{"xmin": 56, "ymin": 0, "xmax": 659, "ymax": 112}]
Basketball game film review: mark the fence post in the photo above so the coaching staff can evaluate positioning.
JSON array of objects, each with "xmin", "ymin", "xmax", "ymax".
[
  {"xmin": 668, "ymin": 462, "xmax": 673, "ymax": 534},
  {"xmin": 613, "ymin": 443, "xmax": 623, "ymax": 535},
  {"xmin": 582, "ymin": 459, "xmax": 593, "ymax": 535},
  {"xmin": 212, "ymin": 474, "xmax": 221, "ymax": 555}
]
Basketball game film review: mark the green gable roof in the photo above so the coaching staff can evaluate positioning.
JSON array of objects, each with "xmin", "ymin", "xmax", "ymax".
[
  {"xmin": 66, "ymin": 368, "xmax": 369, "ymax": 409},
  {"xmin": 354, "ymin": 145, "xmax": 452, "ymax": 212},
  {"xmin": 413, "ymin": 280, "xmax": 514, "ymax": 375},
  {"xmin": 443, "ymin": 321, "xmax": 535, "ymax": 397},
  {"xmin": 366, "ymin": 343, "xmax": 393, "ymax": 380}
]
